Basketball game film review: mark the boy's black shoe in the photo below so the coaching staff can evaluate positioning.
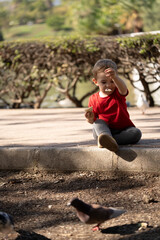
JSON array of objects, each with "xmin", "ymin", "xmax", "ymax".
[{"xmin": 98, "ymin": 133, "xmax": 119, "ymax": 152}]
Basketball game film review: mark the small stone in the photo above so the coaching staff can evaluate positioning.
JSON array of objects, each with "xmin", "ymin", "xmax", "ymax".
[
  {"xmin": 142, "ymin": 194, "xmax": 156, "ymax": 204},
  {"xmin": 138, "ymin": 222, "xmax": 148, "ymax": 230}
]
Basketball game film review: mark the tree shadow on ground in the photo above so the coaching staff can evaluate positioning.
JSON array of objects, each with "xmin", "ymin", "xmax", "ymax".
[
  {"xmin": 30, "ymin": 174, "xmax": 145, "ymax": 194},
  {"xmin": 15, "ymin": 229, "xmax": 51, "ymax": 240},
  {"xmin": 0, "ymin": 139, "xmax": 96, "ymax": 148}
]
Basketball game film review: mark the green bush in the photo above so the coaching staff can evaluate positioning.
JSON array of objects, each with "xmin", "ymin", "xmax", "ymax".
[
  {"xmin": 0, "ymin": 34, "xmax": 159, "ymax": 108},
  {"xmin": 46, "ymin": 15, "xmax": 65, "ymax": 31}
]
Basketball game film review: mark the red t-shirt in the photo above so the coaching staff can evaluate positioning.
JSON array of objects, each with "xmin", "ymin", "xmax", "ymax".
[{"xmin": 88, "ymin": 88, "xmax": 135, "ymax": 129}]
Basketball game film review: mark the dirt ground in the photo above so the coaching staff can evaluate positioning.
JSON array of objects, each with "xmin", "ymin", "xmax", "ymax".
[{"xmin": 0, "ymin": 170, "xmax": 160, "ymax": 240}]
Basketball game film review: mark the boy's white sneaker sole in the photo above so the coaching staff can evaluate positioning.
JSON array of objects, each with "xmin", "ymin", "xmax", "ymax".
[{"xmin": 98, "ymin": 133, "xmax": 119, "ymax": 152}]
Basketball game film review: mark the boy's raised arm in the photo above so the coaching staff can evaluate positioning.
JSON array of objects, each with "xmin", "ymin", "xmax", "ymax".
[{"xmin": 105, "ymin": 68, "xmax": 127, "ymax": 95}]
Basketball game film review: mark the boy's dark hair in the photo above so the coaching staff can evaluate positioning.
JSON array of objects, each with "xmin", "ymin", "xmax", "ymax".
[{"xmin": 92, "ymin": 59, "xmax": 117, "ymax": 78}]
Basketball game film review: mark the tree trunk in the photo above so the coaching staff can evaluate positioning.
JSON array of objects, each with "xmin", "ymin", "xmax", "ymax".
[
  {"xmin": 139, "ymin": 72, "xmax": 154, "ymax": 106},
  {"xmin": 66, "ymin": 93, "xmax": 83, "ymax": 107}
]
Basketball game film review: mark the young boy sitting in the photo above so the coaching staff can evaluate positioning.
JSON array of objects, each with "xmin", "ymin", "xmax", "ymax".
[{"xmin": 85, "ymin": 59, "xmax": 142, "ymax": 152}]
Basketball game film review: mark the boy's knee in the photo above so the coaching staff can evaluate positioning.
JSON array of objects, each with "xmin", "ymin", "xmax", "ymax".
[{"xmin": 131, "ymin": 128, "xmax": 142, "ymax": 143}]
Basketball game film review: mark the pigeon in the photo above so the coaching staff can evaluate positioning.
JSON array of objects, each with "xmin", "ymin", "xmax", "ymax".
[
  {"xmin": 0, "ymin": 212, "xmax": 14, "ymax": 239},
  {"xmin": 58, "ymin": 98, "xmax": 76, "ymax": 108},
  {"xmin": 136, "ymin": 93, "xmax": 149, "ymax": 114},
  {"xmin": 68, "ymin": 198, "xmax": 126, "ymax": 231}
]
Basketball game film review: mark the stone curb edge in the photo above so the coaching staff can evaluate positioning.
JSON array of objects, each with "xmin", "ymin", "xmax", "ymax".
[{"xmin": 0, "ymin": 147, "xmax": 160, "ymax": 173}]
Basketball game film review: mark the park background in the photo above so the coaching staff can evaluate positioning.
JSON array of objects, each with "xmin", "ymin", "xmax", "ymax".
[
  {"xmin": 0, "ymin": 2, "xmax": 160, "ymax": 240},
  {"xmin": 0, "ymin": 0, "xmax": 160, "ymax": 109}
]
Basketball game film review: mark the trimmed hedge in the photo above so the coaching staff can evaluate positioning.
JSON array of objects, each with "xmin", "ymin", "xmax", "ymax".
[{"xmin": 0, "ymin": 34, "xmax": 159, "ymax": 108}]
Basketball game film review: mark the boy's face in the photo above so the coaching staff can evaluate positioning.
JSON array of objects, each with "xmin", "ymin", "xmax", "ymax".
[{"xmin": 93, "ymin": 71, "xmax": 116, "ymax": 95}]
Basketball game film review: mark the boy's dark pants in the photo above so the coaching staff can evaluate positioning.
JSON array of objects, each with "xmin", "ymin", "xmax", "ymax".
[{"xmin": 93, "ymin": 119, "xmax": 142, "ymax": 145}]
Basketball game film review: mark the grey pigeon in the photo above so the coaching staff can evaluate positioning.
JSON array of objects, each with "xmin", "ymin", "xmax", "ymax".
[
  {"xmin": 68, "ymin": 198, "xmax": 126, "ymax": 231},
  {"xmin": 0, "ymin": 212, "xmax": 14, "ymax": 239}
]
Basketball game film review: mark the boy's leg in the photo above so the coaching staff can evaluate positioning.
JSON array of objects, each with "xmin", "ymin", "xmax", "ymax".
[
  {"xmin": 111, "ymin": 127, "xmax": 142, "ymax": 145},
  {"xmin": 93, "ymin": 119, "xmax": 112, "ymax": 136},
  {"xmin": 93, "ymin": 119, "xmax": 118, "ymax": 152}
]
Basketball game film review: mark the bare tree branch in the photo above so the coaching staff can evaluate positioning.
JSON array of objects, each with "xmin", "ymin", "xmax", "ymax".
[
  {"xmin": 80, "ymin": 86, "xmax": 98, "ymax": 102},
  {"xmin": 150, "ymin": 85, "xmax": 160, "ymax": 94}
]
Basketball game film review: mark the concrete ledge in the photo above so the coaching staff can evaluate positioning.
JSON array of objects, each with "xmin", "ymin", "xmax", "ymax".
[{"xmin": 0, "ymin": 147, "xmax": 160, "ymax": 173}]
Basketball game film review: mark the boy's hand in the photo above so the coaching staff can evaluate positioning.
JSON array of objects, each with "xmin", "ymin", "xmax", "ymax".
[
  {"xmin": 85, "ymin": 107, "xmax": 94, "ymax": 124},
  {"xmin": 105, "ymin": 68, "xmax": 127, "ymax": 95},
  {"xmin": 104, "ymin": 68, "xmax": 117, "ymax": 80}
]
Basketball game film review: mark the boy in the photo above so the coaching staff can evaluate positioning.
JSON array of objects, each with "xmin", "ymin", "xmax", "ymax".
[{"xmin": 85, "ymin": 59, "xmax": 142, "ymax": 152}]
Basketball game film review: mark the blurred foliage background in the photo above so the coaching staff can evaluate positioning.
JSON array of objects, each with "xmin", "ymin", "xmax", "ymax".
[
  {"xmin": 0, "ymin": 0, "xmax": 160, "ymax": 41},
  {"xmin": 0, "ymin": 0, "xmax": 159, "ymax": 108}
]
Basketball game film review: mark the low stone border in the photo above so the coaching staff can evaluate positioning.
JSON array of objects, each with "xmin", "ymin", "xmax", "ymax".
[{"xmin": 0, "ymin": 147, "xmax": 160, "ymax": 173}]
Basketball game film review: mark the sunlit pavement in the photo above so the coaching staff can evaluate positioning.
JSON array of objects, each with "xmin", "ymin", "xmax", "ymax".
[
  {"xmin": 0, "ymin": 107, "xmax": 160, "ymax": 172},
  {"xmin": 0, "ymin": 107, "xmax": 160, "ymax": 147}
]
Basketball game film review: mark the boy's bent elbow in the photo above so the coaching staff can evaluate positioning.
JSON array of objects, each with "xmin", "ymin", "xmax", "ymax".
[{"xmin": 120, "ymin": 89, "xmax": 128, "ymax": 96}]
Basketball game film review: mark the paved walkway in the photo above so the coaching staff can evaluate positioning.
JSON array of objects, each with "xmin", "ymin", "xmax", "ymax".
[
  {"xmin": 0, "ymin": 107, "xmax": 160, "ymax": 172},
  {"xmin": 1, "ymin": 107, "xmax": 160, "ymax": 148}
]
